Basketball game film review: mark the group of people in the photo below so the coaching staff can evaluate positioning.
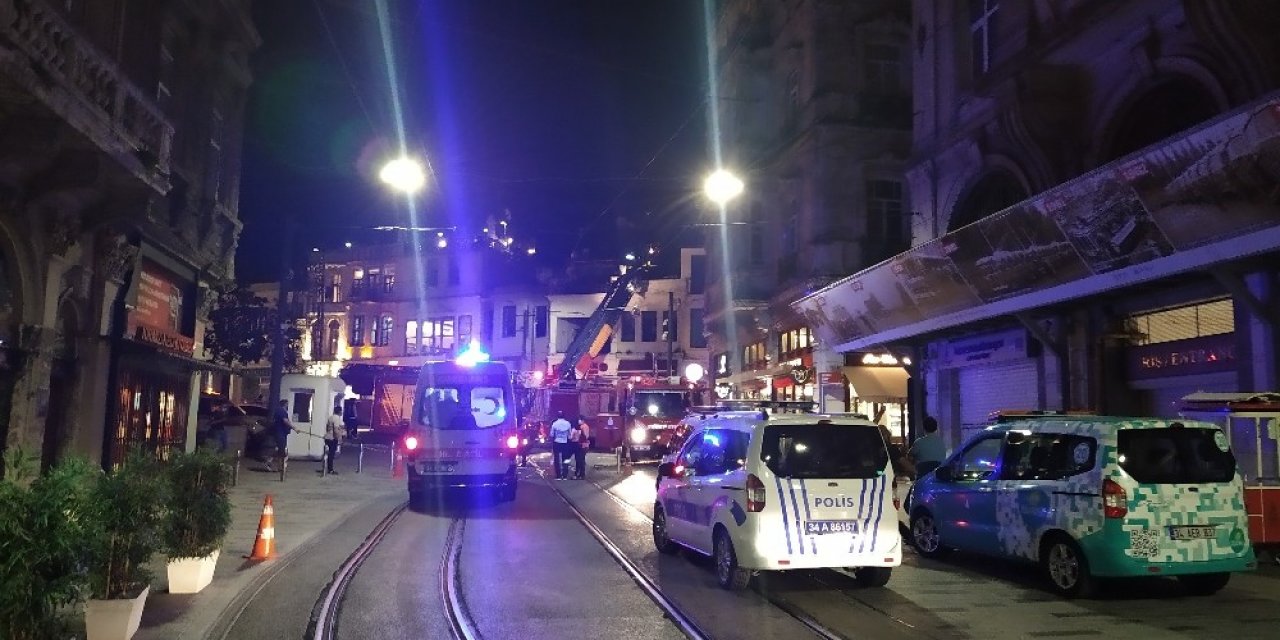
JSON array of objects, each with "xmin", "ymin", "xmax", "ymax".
[
  {"xmin": 548, "ymin": 412, "xmax": 592, "ymax": 480},
  {"xmin": 263, "ymin": 399, "xmax": 346, "ymax": 475}
]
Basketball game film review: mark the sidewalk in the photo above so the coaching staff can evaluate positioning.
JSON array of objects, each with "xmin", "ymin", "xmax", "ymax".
[{"xmin": 135, "ymin": 442, "xmax": 405, "ymax": 640}]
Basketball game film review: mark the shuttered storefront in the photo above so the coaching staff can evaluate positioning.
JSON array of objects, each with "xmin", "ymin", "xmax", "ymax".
[{"xmin": 958, "ymin": 360, "xmax": 1039, "ymax": 441}]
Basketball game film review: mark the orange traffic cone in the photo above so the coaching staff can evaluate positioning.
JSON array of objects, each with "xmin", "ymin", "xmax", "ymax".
[{"xmin": 246, "ymin": 495, "xmax": 277, "ymax": 560}]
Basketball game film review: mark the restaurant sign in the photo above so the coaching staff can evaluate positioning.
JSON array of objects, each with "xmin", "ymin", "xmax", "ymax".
[
  {"xmin": 1126, "ymin": 333, "xmax": 1236, "ymax": 380},
  {"xmin": 129, "ymin": 260, "xmax": 194, "ymax": 355}
]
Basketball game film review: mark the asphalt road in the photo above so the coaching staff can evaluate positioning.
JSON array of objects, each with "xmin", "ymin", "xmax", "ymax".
[{"xmin": 219, "ymin": 453, "xmax": 1280, "ymax": 640}]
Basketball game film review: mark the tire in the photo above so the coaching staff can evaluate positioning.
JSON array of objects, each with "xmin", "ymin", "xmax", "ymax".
[
  {"xmin": 855, "ymin": 566, "xmax": 892, "ymax": 588},
  {"xmin": 1041, "ymin": 536, "xmax": 1095, "ymax": 599},
  {"xmin": 499, "ymin": 482, "xmax": 517, "ymax": 503},
  {"xmin": 652, "ymin": 506, "xmax": 679, "ymax": 555},
  {"xmin": 910, "ymin": 511, "xmax": 951, "ymax": 559},
  {"xmin": 713, "ymin": 529, "xmax": 751, "ymax": 591},
  {"xmin": 1178, "ymin": 572, "xmax": 1230, "ymax": 596}
]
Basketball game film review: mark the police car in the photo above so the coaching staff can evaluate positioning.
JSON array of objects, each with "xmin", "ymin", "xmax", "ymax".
[{"xmin": 653, "ymin": 409, "xmax": 901, "ymax": 590}]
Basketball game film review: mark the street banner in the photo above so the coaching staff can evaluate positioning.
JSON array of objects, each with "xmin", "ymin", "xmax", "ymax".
[{"xmin": 796, "ymin": 95, "xmax": 1280, "ymax": 351}]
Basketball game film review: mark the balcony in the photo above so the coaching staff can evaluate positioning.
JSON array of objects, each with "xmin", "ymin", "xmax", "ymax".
[{"xmin": 0, "ymin": 0, "xmax": 173, "ymax": 190}]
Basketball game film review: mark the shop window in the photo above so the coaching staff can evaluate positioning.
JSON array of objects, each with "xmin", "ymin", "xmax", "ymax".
[
  {"xmin": 535, "ymin": 305, "xmax": 549, "ymax": 338},
  {"xmin": 351, "ymin": 315, "xmax": 365, "ymax": 346},
  {"xmin": 1128, "ymin": 299, "xmax": 1233, "ymax": 346},
  {"xmin": 689, "ymin": 308, "xmax": 707, "ymax": 349},
  {"xmin": 502, "ymin": 305, "xmax": 518, "ymax": 338},
  {"xmin": 641, "ymin": 311, "xmax": 658, "ymax": 342},
  {"xmin": 405, "ymin": 320, "xmax": 419, "ymax": 355}
]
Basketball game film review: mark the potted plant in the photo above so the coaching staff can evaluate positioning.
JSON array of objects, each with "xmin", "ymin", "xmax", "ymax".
[
  {"xmin": 162, "ymin": 449, "xmax": 232, "ymax": 593},
  {"xmin": 0, "ymin": 449, "xmax": 96, "ymax": 640},
  {"xmin": 84, "ymin": 451, "xmax": 164, "ymax": 640}
]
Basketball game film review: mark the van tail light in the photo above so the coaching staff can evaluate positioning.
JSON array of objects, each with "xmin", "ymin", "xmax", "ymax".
[
  {"xmin": 746, "ymin": 474, "xmax": 766, "ymax": 512},
  {"xmin": 505, "ymin": 434, "xmax": 520, "ymax": 450},
  {"xmin": 1103, "ymin": 479, "xmax": 1128, "ymax": 519},
  {"xmin": 403, "ymin": 435, "xmax": 419, "ymax": 451}
]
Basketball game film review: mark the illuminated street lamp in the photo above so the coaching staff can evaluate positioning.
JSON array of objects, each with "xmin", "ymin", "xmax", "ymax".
[
  {"xmin": 379, "ymin": 156, "xmax": 427, "ymax": 195},
  {"xmin": 703, "ymin": 169, "xmax": 744, "ymax": 205}
]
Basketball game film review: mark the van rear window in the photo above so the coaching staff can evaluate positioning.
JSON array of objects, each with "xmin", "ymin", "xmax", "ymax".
[
  {"xmin": 1117, "ymin": 428, "xmax": 1235, "ymax": 484},
  {"xmin": 761, "ymin": 424, "xmax": 888, "ymax": 479}
]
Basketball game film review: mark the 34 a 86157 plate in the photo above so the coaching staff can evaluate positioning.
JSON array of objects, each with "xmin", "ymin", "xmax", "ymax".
[{"xmin": 1168, "ymin": 525, "xmax": 1216, "ymax": 541}]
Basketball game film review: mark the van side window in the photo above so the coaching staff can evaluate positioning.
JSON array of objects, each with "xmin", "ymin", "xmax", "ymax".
[
  {"xmin": 677, "ymin": 436, "xmax": 705, "ymax": 475},
  {"xmin": 953, "ymin": 437, "xmax": 1002, "ymax": 481},
  {"xmin": 1001, "ymin": 433, "xmax": 1097, "ymax": 481},
  {"xmin": 697, "ymin": 431, "xmax": 730, "ymax": 476}
]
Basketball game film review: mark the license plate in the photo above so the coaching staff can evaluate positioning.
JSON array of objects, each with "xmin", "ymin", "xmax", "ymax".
[
  {"xmin": 419, "ymin": 461, "xmax": 456, "ymax": 473},
  {"xmin": 805, "ymin": 520, "xmax": 859, "ymax": 535},
  {"xmin": 632, "ymin": 445, "xmax": 651, "ymax": 451},
  {"xmin": 1168, "ymin": 525, "xmax": 1216, "ymax": 541}
]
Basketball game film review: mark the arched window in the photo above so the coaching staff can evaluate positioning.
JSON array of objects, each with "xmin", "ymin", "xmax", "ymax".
[
  {"xmin": 310, "ymin": 320, "xmax": 323, "ymax": 358},
  {"xmin": 1103, "ymin": 78, "xmax": 1221, "ymax": 163},
  {"xmin": 949, "ymin": 170, "xmax": 1029, "ymax": 232}
]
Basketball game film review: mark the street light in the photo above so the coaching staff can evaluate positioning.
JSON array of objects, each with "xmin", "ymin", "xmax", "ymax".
[
  {"xmin": 379, "ymin": 156, "xmax": 427, "ymax": 195},
  {"xmin": 703, "ymin": 168, "xmax": 744, "ymax": 205}
]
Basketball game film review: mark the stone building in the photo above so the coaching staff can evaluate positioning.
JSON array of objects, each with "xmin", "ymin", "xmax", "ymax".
[
  {"xmin": 796, "ymin": 2, "xmax": 1280, "ymax": 460},
  {"xmin": 705, "ymin": 0, "xmax": 913, "ymax": 433},
  {"xmin": 0, "ymin": 0, "xmax": 258, "ymax": 470}
]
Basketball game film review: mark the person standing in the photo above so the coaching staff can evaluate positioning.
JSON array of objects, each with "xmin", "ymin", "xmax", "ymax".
[
  {"xmin": 518, "ymin": 420, "xmax": 537, "ymax": 467},
  {"xmin": 574, "ymin": 418, "xmax": 591, "ymax": 479},
  {"xmin": 267, "ymin": 399, "xmax": 297, "ymax": 472},
  {"xmin": 549, "ymin": 412, "xmax": 572, "ymax": 479},
  {"xmin": 321, "ymin": 407, "xmax": 345, "ymax": 475},
  {"xmin": 343, "ymin": 401, "xmax": 360, "ymax": 441},
  {"xmin": 909, "ymin": 416, "xmax": 948, "ymax": 476}
]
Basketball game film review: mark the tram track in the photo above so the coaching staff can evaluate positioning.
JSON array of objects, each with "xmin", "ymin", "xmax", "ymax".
[
  {"xmin": 311, "ymin": 502, "xmax": 408, "ymax": 640},
  {"xmin": 441, "ymin": 517, "xmax": 483, "ymax": 640},
  {"xmin": 576, "ymin": 475, "xmax": 848, "ymax": 640}
]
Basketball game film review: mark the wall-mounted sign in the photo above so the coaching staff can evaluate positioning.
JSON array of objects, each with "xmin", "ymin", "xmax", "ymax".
[
  {"xmin": 933, "ymin": 329, "xmax": 1029, "ymax": 369},
  {"xmin": 129, "ymin": 260, "xmax": 193, "ymax": 355},
  {"xmin": 1126, "ymin": 333, "xmax": 1236, "ymax": 380},
  {"xmin": 790, "ymin": 365, "xmax": 813, "ymax": 384}
]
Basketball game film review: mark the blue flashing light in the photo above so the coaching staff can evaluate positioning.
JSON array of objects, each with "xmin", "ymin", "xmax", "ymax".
[{"xmin": 455, "ymin": 340, "xmax": 491, "ymax": 367}]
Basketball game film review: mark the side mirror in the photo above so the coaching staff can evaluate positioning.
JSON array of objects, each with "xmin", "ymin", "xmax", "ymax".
[{"xmin": 934, "ymin": 465, "xmax": 955, "ymax": 482}]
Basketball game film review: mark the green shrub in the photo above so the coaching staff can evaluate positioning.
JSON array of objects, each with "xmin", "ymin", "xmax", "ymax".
[
  {"xmin": 0, "ymin": 449, "xmax": 97, "ymax": 640},
  {"xmin": 163, "ymin": 449, "xmax": 233, "ymax": 559},
  {"xmin": 86, "ymin": 451, "xmax": 165, "ymax": 600}
]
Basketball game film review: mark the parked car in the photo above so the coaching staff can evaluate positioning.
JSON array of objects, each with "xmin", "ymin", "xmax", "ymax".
[
  {"xmin": 654, "ymin": 410, "xmax": 901, "ymax": 590},
  {"xmin": 909, "ymin": 416, "xmax": 1257, "ymax": 598},
  {"xmin": 197, "ymin": 395, "xmax": 271, "ymax": 459}
]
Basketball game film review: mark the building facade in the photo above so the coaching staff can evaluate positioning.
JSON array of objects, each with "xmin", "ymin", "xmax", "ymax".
[
  {"xmin": 796, "ymin": 2, "xmax": 1280, "ymax": 465},
  {"xmin": 0, "ymin": 0, "xmax": 258, "ymax": 470},
  {"xmin": 705, "ymin": 0, "xmax": 913, "ymax": 432}
]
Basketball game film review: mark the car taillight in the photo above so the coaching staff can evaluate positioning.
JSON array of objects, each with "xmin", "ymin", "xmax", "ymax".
[
  {"xmin": 746, "ymin": 474, "xmax": 766, "ymax": 512},
  {"xmin": 1103, "ymin": 478, "xmax": 1127, "ymax": 519},
  {"xmin": 505, "ymin": 435, "xmax": 520, "ymax": 450},
  {"xmin": 404, "ymin": 435, "xmax": 419, "ymax": 451}
]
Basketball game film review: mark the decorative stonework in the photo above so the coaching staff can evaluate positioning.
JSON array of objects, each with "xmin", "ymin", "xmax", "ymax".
[
  {"xmin": 44, "ymin": 211, "xmax": 81, "ymax": 257},
  {"xmin": 196, "ymin": 285, "xmax": 217, "ymax": 319},
  {"xmin": 94, "ymin": 232, "xmax": 138, "ymax": 284}
]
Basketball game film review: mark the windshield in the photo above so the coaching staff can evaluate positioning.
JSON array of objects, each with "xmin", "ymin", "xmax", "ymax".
[
  {"xmin": 1118, "ymin": 427, "xmax": 1236, "ymax": 484},
  {"xmin": 633, "ymin": 391, "xmax": 686, "ymax": 419},
  {"xmin": 418, "ymin": 386, "xmax": 509, "ymax": 430},
  {"xmin": 761, "ymin": 424, "xmax": 889, "ymax": 479}
]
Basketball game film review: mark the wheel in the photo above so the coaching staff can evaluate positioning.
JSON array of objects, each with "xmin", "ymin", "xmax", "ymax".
[
  {"xmin": 499, "ymin": 482, "xmax": 517, "ymax": 503},
  {"xmin": 910, "ymin": 511, "xmax": 951, "ymax": 559},
  {"xmin": 652, "ymin": 506, "xmax": 679, "ymax": 555},
  {"xmin": 713, "ymin": 529, "xmax": 751, "ymax": 591},
  {"xmin": 855, "ymin": 566, "xmax": 892, "ymax": 588},
  {"xmin": 1042, "ymin": 536, "xmax": 1095, "ymax": 598},
  {"xmin": 1178, "ymin": 572, "xmax": 1230, "ymax": 596}
]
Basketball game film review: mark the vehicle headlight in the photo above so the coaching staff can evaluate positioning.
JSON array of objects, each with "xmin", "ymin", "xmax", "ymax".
[{"xmin": 630, "ymin": 427, "xmax": 647, "ymax": 444}]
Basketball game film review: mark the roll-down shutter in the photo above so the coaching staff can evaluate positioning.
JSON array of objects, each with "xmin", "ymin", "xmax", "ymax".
[{"xmin": 958, "ymin": 360, "xmax": 1039, "ymax": 441}]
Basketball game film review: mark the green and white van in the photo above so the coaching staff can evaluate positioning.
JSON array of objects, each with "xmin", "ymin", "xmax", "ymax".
[{"xmin": 910, "ymin": 416, "xmax": 1257, "ymax": 597}]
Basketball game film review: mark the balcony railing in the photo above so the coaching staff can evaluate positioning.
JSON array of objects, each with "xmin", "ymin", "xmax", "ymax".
[{"xmin": 2, "ymin": 0, "xmax": 173, "ymax": 182}]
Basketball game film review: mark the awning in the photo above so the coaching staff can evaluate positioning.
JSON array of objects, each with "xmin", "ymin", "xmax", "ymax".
[{"xmin": 842, "ymin": 366, "xmax": 908, "ymax": 403}]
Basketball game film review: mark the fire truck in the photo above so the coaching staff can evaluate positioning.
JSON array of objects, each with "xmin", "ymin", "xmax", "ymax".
[{"xmin": 520, "ymin": 265, "xmax": 707, "ymax": 457}]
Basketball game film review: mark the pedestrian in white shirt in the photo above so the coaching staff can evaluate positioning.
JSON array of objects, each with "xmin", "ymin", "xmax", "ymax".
[
  {"xmin": 549, "ymin": 412, "xmax": 572, "ymax": 479},
  {"xmin": 321, "ymin": 408, "xmax": 345, "ymax": 475}
]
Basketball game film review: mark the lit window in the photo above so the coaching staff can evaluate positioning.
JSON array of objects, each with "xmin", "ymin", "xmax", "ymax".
[{"xmin": 405, "ymin": 320, "xmax": 419, "ymax": 355}]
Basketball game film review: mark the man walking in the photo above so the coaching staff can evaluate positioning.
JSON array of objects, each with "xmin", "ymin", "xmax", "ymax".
[
  {"xmin": 574, "ymin": 418, "xmax": 591, "ymax": 480},
  {"xmin": 267, "ymin": 399, "xmax": 297, "ymax": 472},
  {"xmin": 321, "ymin": 407, "xmax": 345, "ymax": 475},
  {"xmin": 909, "ymin": 416, "xmax": 948, "ymax": 476},
  {"xmin": 549, "ymin": 412, "xmax": 572, "ymax": 479}
]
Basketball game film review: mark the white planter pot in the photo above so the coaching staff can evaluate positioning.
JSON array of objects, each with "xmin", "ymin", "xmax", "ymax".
[
  {"xmin": 85, "ymin": 585, "xmax": 149, "ymax": 640},
  {"xmin": 166, "ymin": 549, "xmax": 220, "ymax": 594}
]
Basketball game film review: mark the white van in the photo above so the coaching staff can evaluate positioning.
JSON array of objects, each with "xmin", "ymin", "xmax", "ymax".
[{"xmin": 654, "ymin": 411, "xmax": 901, "ymax": 590}]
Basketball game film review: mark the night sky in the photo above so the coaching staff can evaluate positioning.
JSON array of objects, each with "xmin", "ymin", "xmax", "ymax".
[{"xmin": 237, "ymin": 0, "xmax": 712, "ymax": 283}]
